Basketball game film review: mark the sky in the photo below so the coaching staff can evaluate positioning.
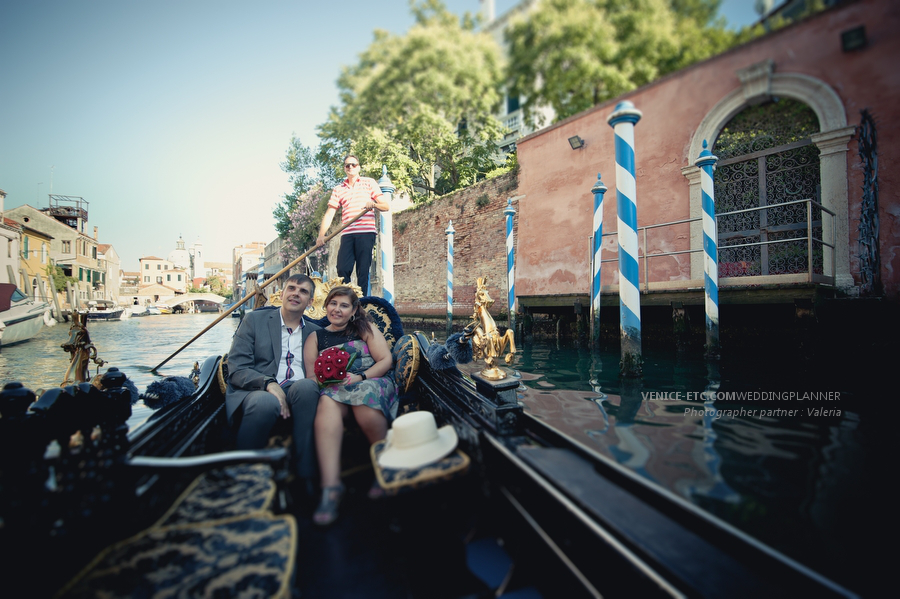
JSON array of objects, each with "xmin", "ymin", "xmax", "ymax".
[{"xmin": 0, "ymin": 0, "xmax": 759, "ymax": 271}]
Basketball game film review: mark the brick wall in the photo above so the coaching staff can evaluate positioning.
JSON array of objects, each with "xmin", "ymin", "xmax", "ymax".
[
  {"xmin": 317, "ymin": 171, "xmax": 519, "ymax": 318},
  {"xmin": 390, "ymin": 172, "xmax": 519, "ymax": 318}
]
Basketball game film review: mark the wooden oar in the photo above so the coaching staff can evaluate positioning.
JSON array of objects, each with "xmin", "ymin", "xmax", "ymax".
[{"xmin": 151, "ymin": 208, "xmax": 373, "ymax": 372}]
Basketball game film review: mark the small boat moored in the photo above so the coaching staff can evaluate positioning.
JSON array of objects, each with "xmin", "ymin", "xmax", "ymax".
[
  {"xmin": 85, "ymin": 299, "xmax": 125, "ymax": 321},
  {"xmin": 0, "ymin": 282, "xmax": 50, "ymax": 346}
]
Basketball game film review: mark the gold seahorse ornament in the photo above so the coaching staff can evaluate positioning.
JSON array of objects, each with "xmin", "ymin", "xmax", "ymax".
[{"xmin": 463, "ymin": 276, "xmax": 516, "ymax": 380}]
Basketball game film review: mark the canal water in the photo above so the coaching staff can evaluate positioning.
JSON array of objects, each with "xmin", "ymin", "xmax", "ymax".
[
  {"xmin": 1, "ymin": 313, "xmax": 882, "ymax": 595},
  {"xmin": 0, "ymin": 313, "xmax": 239, "ymax": 398},
  {"xmin": 511, "ymin": 340, "xmax": 884, "ymax": 597}
]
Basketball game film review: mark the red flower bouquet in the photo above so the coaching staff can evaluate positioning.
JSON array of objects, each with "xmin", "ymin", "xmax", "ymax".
[{"xmin": 314, "ymin": 347, "xmax": 357, "ymax": 386}]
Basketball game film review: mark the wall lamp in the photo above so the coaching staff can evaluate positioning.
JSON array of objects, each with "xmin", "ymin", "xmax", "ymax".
[{"xmin": 568, "ymin": 135, "xmax": 585, "ymax": 150}]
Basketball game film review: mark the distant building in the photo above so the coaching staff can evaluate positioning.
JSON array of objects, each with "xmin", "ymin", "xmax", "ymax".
[
  {"xmin": 139, "ymin": 255, "xmax": 187, "ymax": 294},
  {"xmin": 119, "ymin": 270, "xmax": 140, "ymax": 304},
  {"xmin": 131, "ymin": 282, "xmax": 179, "ymax": 307},
  {"xmin": 18, "ymin": 221, "xmax": 54, "ymax": 301},
  {"xmin": 0, "ymin": 216, "xmax": 23, "ymax": 287},
  {"xmin": 167, "ymin": 236, "xmax": 191, "ymax": 273},
  {"xmin": 264, "ymin": 236, "xmax": 286, "ymax": 282},
  {"xmin": 5, "ymin": 196, "xmax": 108, "ymax": 308},
  {"xmin": 483, "ymin": 0, "xmax": 553, "ymax": 155},
  {"xmin": 232, "ymin": 242, "xmax": 266, "ymax": 299},
  {"xmin": 205, "ymin": 261, "xmax": 233, "ymax": 292},
  {"xmin": 96, "ymin": 243, "xmax": 121, "ymax": 304},
  {"xmin": 190, "ymin": 238, "xmax": 205, "ymax": 280}
]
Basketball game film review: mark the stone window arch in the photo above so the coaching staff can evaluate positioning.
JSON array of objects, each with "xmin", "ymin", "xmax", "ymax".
[
  {"xmin": 714, "ymin": 98, "xmax": 822, "ymax": 278},
  {"xmin": 683, "ymin": 61, "xmax": 855, "ymax": 289}
]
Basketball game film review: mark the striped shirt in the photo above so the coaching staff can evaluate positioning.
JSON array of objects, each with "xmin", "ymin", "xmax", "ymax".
[{"xmin": 328, "ymin": 176, "xmax": 384, "ymax": 235}]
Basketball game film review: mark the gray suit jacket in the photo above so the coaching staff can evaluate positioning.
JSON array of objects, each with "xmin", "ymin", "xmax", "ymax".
[{"xmin": 225, "ymin": 307, "xmax": 321, "ymax": 419}]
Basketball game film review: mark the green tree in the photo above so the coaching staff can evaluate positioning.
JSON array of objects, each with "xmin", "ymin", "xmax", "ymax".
[
  {"xmin": 316, "ymin": 0, "xmax": 505, "ymax": 202},
  {"xmin": 280, "ymin": 183, "xmax": 330, "ymax": 271},
  {"xmin": 274, "ymin": 137, "xmax": 318, "ymax": 238},
  {"xmin": 506, "ymin": 0, "xmax": 740, "ymax": 126},
  {"xmin": 206, "ymin": 274, "xmax": 226, "ymax": 296}
]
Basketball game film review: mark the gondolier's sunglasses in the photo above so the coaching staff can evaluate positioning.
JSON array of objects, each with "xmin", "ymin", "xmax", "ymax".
[{"xmin": 344, "ymin": 162, "xmax": 358, "ymax": 168}]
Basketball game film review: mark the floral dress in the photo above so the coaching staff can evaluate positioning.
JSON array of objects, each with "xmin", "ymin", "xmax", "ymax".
[{"xmin": 317, "ymin": 328, "xmax": 398, "ymax": 422}]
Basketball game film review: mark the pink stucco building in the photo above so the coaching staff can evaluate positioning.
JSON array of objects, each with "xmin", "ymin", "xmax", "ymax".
[{"xmin": 515, "ymin": 0, "xmax": 898, "ymax": 315}]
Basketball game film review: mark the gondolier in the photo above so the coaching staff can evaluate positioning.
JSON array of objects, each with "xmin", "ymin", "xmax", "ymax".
[{"xmin": 316, "ymin": 154, "xmax": 390, "ymax": 295}]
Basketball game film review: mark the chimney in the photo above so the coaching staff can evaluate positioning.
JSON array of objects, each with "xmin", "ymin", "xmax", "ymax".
[{"xmin": 94, "ymin": 226, "xmax": 98, "ymax": 240}]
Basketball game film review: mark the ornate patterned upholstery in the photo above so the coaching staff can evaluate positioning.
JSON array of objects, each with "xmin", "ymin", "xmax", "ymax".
[
  {"xmin": 370, "ymin": 439, "xmax": 470, "ymax": 497},
  {"xmin": 392, "ymin": 334, "xmax": 421, "ymax": 395},
  {"xmin": 360, "ymin": 296, "xmax": 404, "ymax": 350},
  {"xmin": 58, "ymin": 464, "xmax": 295, "ymax": 599}
]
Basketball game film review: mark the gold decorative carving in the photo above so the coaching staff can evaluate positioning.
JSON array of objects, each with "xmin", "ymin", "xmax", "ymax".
[
  {"xmin": 265, "ymin": 275, "xmax": 363, "ymax": 318},
  {"xmin": 304, "ymin": 275, "xmax": 363, "ymax": 319},
  {"xmin": 464, "ymin": 276, "xmax": 516, "ymax": 380}
]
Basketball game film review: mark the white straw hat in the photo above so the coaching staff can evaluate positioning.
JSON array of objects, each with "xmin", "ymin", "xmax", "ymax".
[{"xmin": 378, "ymin": 411, "xmax": 458, "ymax": 470}]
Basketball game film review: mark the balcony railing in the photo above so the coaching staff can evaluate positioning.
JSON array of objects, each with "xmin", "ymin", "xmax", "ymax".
[{"xmin": 596, "ymin": 198, "xmax": 836, "ymax": 290}]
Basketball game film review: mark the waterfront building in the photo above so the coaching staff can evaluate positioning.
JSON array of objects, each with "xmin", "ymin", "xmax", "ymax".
[
  {"xmin": 139, "ymin": 255, "xmax": 188, "ymax": 294},
  {"xmin": 119, "ymin": 271, "xmax": 140, "ymax": 304},
  {"xmin": 231, "ymin": 242, "xmax": 266, "ymax": 300},
  {"xmin": 96, "ymin": 243, "xmax": 121, "ymax": 305},
  {"xmin": 0, "ymin": 216, "xmax": 24, "ymax": 287},
  {"xmin": 384, "ymin": 0, "xmax": 897, "ymax": 341},
  {"xmin": 4, "ymin": 196, "xmax": 108, "ymax": 309},
  {"xmin": 18, "ymin": 222, "xmax": 54, "ymax": 301},
  {"xmin": 509, "ymin": 0, "xmax": 897, "ymax": 316},
  {"xmin": 132, "ymin": 282, "xmax": 178, "ymax": 307}
]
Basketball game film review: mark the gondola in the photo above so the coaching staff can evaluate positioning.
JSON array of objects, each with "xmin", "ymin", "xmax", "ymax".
[{"xmin": 0, "ymin": 297, "xmax": 858, "ymax": 598}]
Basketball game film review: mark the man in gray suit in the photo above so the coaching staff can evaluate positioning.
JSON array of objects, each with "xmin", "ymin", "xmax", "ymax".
[{"xmin": 226, "ymin": 273, "xmax": 321, "ymax": 488}]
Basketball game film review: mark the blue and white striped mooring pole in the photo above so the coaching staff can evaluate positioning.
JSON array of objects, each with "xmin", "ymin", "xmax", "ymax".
[
  {"xmin": 607, "ymin": 101, "xmax": 643, "ymax": 377},
  {"xmin": 695, "ymin": 140, "xmax": 720, "ymax": 359},
  {"xmin": 445, "ymin": 221, "xmax": 455, "ymax": 338},
  {"xmin": 256, "ymin": 256, "xmax": 265, "ymax": 307},
  {"xmin": 257, "ymin": 256, "xmax": 264, "ymax": 290},
  {"xmin": 504, "ymin": 198, "xmax": 517, "ymax": 337},
  {"xmin": 378, "ymin": 165, "xmax": 395, "ymax": 305},
  {"xmin": 590, "ymin": 173, "xmax": 608, "ymax": 348}
]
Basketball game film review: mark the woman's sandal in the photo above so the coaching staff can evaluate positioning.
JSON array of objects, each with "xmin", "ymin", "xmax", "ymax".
[{"xmin": 313, "ymin": 484, "xmax": 345, "ymax": 526}]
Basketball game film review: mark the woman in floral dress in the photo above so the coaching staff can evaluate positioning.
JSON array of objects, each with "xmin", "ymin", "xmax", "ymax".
[{"xmin": 303, "ymin": 286, "xmax": 397, "ymax": 525}]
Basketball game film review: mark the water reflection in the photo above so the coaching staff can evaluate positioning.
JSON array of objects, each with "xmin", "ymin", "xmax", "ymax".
[{"xmin": 514, "ymin": 341, "xmax": 874, "ymax": 594}]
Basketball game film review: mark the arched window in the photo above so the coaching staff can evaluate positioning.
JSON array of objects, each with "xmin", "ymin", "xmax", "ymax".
[
  {"xmin": 713, "ymin": 98, "xmax": 822, "ymax": 277},
  {"xmin": 685, "ymin": 65, "xmax": 855, "ymax": 289}
]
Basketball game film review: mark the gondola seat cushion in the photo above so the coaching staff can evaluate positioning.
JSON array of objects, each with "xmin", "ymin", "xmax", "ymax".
[
  {"xmin": 58, "ymin": 464, "xmax": 296, "ymax": 599},
  {"xmin": 370, "ymin": 438, "xmax": 470, "ymax": 496}
]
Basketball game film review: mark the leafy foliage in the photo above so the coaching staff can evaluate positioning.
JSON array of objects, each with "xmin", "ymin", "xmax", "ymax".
[
  {"xmin": 46, "ymin": 263, "xmax": 76, "ymax": 293},
  {"xmin": 316, "ymin": 0, "xmax": 505, "ymax": 203},
  {"xmin": 205, "ymin": 274, "xmax": 233, "ymax": 299},
  {"xmin": 274, "ymin": 137, "xmax": 317, "ymax": 238},
  {"xmin": 273, "ymin": 136, "xmax": 333, "ymax": 271},
  {"xmin": 280, "ymin": 183, "xmax": 329, "ymax": 271},
  {"xmin": 506, "ymin": 0, "xmax": 741, "ymax": 125}
]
